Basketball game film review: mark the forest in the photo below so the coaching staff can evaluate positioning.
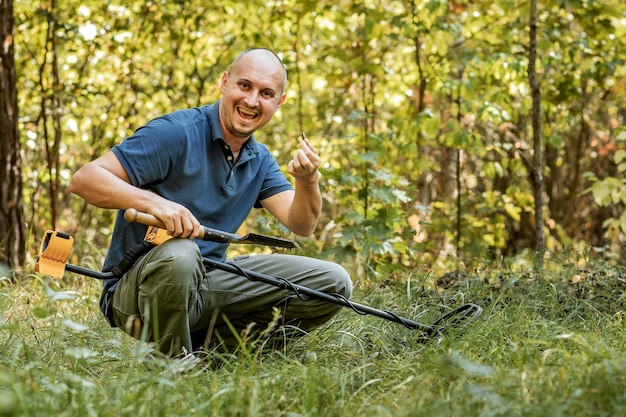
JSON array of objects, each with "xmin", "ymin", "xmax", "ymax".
[
  {"xmin": 2, "ymin": 2, "xmax": 626, "ymax": 416},
  {"xmin": 2, "ymin": 0, "xmax": 626, "ymax": 279}
]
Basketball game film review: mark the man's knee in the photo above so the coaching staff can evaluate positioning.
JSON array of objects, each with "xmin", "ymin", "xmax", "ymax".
[
  {"xmin": 135, "ymin": 239, "xmax": 204, "ymax": 313},
  {"xmin": 317, "ymin": 260, "xmax": 353, "ymax": 299},
  {"xmin": 148, "ymin": 239, "xmax": 203, "ymax": 286}
]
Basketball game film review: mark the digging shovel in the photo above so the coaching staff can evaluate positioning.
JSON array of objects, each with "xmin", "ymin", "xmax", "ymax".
[{"xmin": 124, "ymin": 208, "xmax": 298, "ymax": 249}]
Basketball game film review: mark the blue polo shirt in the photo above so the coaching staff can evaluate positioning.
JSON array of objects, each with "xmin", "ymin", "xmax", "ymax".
[{"xmin": 100, "ymin": 101, "xmax": 293, "ymax": 297}]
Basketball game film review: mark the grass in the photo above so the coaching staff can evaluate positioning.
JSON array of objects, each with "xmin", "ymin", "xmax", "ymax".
[{"xmin": 1, "ymin": 254, "xmax": 626, "ymax": 416}]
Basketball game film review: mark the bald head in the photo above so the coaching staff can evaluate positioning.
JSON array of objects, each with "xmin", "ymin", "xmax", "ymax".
[
  {"xmin": 218, "ymin": 48, "xmax": 288, "ymax": 143},
  {"xmin": 229, "ymin": 48, "xmax": 287, "ymax": 94}
]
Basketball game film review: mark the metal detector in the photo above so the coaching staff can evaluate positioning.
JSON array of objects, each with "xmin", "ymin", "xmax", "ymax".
[{"xmin": 35, "ymin": 209, "xmax": 483, "ymax": 342}]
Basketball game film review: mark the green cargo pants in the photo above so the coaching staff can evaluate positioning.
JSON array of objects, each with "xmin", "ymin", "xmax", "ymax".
[{"xmin": 111, "ymin": 238, "xmax": 352, "ymax": 356}]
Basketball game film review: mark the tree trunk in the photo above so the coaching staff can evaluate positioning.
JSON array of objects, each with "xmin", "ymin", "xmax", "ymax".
[
  {"xmin": 528, "ymin": 0, "xmax": 546, "ymax": 268},
  {"xmin": 0, "ymin": 0, "xmax": 26, "ymax": 270},
  {"xmin": 411, "ymin": 3, "xmax": 432, "ymax": 206}
]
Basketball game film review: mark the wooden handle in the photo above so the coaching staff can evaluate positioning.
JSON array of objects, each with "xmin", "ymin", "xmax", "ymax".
[
  {"xmin": 124, "ymin": 208, "xmax": 166, "ymax": 229},
  {"xmin": 123, "ymin": 208, "xmax": 297, "ymax": 248},
  {"xmin": 124, "ymin": 208, "xmax": 209, "ymax": 240}
]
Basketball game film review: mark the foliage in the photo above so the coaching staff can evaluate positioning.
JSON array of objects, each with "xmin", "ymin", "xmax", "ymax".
[
  {"xmin": 11, "ymin": 0, "xmax": 626, "ymax": 278},
  {"xmin": 2, "ymin": 255, "xmax": 626, "ymax": 416},
  {"xmin": 583, "ymin": 127, "xmax": 626, "ymax": 253}
]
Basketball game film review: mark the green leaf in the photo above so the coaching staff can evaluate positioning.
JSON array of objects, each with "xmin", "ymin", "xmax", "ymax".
[
  {"xmin": 32, "ymin": 307, "xmax": 55, "ymax": 319},
  {"xmin": 62, "ymin": 319, "xmax": 89, "ymax": 332},
  {"xmin": 65, "ymin": 348, "xmax": 98, "ymax": 360},
  {"xmin": 504, "ymin": 203, "xmax": 521, "ymax": 222}
]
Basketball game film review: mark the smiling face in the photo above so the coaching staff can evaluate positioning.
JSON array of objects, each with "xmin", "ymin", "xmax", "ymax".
[{"xmin": 218, "ymin": 50, "xmax": 287, "ymax": 143}]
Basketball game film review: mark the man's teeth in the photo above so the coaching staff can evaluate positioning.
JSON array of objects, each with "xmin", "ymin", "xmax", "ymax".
[{"xmin": 239, "ymin": 108, "xmax": 256, "ymax": 117}]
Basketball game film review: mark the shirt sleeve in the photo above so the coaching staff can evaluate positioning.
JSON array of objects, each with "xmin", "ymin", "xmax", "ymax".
[
  {"xmin": 254, "ymin": 150, "xmax": 293, "ymax": 208},
  {"xmin": 112, "ymin": 116, "xmax": 184, "ymax": 187}
]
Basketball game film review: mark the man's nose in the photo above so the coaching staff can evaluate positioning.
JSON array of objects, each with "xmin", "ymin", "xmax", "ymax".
[{"xmin": 243, "ymin": 90, "xmax": 260, "ymax": 106}]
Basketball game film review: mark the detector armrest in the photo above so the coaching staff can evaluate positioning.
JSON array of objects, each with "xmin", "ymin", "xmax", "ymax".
[{"xmin": 35, "ymin": 230, "xmax": 74, "ymax": 278}]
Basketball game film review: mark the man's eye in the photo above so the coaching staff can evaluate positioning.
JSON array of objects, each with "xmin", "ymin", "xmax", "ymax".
[{"xmin": 263, "ymin": 91, "xmax": 274, "ymax": 98}]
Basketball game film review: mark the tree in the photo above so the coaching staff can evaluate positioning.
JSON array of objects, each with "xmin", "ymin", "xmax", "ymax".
[
  {"xmin": 528, "ymin": 0, "xmax": 545, "ymax": 267},
  {"xmin": 0, "ymin": 0, "xmax": 25, "ymax": 269}
]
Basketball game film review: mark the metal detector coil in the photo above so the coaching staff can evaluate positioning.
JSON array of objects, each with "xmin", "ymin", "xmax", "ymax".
[{"xmin": 35, "ymin": 230, "xmax": 74, "ymax": 278}]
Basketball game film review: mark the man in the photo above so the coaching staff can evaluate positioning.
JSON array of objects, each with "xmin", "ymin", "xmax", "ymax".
[{"xmin": 69, "ymin": 48, "xmax": 352, "ymax": 358}]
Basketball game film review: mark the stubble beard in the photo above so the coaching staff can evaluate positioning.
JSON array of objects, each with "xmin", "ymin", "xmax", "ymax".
[
  {"xmin": 219, "ymin": 103, "xmax": 252, "ymax": 140},
  {"xmin": 224, "ymin": 117, "xmax": 255, "ymax": 140}
]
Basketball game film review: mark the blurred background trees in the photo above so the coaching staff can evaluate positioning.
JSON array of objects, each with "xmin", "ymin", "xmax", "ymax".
[
  {"xmin": 5, "ymin": 0, "xmax": 626, "ymax": 280},
  {"xmin": 1, "ymin": 0, "xmax": 25, "ymax": 269}
]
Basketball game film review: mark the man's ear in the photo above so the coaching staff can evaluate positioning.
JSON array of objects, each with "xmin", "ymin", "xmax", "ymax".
[
  {"xmin": 277, "ymin": 93, "xmax": 287, "ymax": 109},
  {"xmin": 220, "ymin": 71, "xmax": 229, "ymax": 91}
]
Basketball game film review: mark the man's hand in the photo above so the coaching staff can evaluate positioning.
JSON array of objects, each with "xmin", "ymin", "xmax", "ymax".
[
  {"xmin": 146, "ymin": 201, "xmax": 202, "ymax": 240},
  {"xmin": 287, "ymin": 133, "xmax": 320, "ymax": 183}
]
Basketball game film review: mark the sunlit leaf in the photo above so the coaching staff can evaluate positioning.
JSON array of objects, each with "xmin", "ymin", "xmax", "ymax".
[{"xmin": 61, "ymin": 319, "xmax": 89, "ymax": 332}]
